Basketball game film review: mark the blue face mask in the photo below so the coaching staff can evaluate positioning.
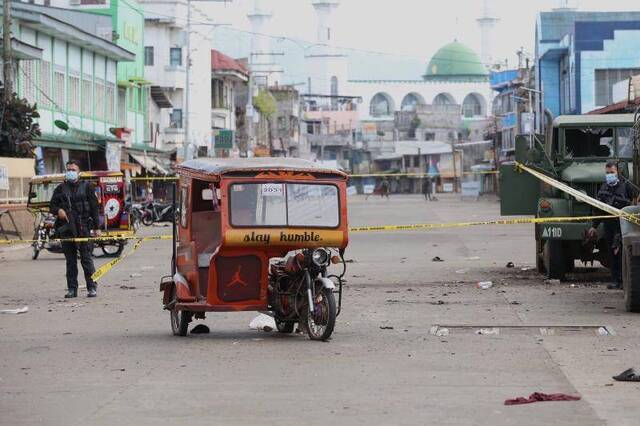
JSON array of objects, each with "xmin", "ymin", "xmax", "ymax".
[
  {"xmin": 65, "ymin": 170, "xmax": 79, "ymax": 182},
  {"xmin": 605, "ymin": 173, "xmax": 619, "ymax": 186}
]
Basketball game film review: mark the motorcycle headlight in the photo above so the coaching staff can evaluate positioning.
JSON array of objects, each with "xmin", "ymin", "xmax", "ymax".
[{"xmin": 311, "ymin": 248, "xmax": 330, "ymax": 267}]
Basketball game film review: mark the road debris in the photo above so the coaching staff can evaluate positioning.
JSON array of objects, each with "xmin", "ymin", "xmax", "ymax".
[
  {"xmin": 120, "ymin": 285, "xmax": 137, "ymax": 290},
  {"xmin": 191, "ymin": 324, "xmax": 210, "ymax": 334},
  {"xmin": 475, "ymin": 328, "xmax": 500, "ymax": 335},
  {"xmin": 476, "ymin": 281, "xmax": 493, "ymax": 289},
  {"xmin": 504, "ymin": 392, "xmax": 581, "ymax": 405},
  {"xmin": 379, "ymin": 326, "xmax": 394, "ymax": 330},
  {"xmin": 129, "ymin": 273, "xmax": 142, "ymax": 278},
  {"xmin": 0, "ymin": 306, "xmax": 28, "ymax": 314},
  {"xmin": 429, "ymin": 326, "xmax": 449, "ymax": 337},
  {"xmin": 249, "ymin": 314, "xmax": 276, "ymax": 332},
  {"xmin": 455, "ymin": 269, "xmax": 468, "ymax": 274},
  {"xmin": 612, "ymin": 368, "xmax": 640, "ymax": 382},
  {"xmin": 505, "ymin": 262, "xmax": 515, "ymax": 268},
  {"xmin": 465, "ymin": 256, "xmax": 481, "ymax": 261},
  {"xmin": 432, "ymin": 256, "xmax": 444, "ymax": 262}
]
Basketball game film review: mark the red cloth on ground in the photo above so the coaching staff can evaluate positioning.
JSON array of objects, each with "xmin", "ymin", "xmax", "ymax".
[{"xmin": 504, "ymin": 392, "xmax": 581, "ymax": 405}]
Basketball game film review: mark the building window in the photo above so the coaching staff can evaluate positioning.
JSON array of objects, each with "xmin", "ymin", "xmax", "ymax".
[
  {"xmin": 144, "ymin": 46, "xmax": 154, "ymax": 66},
  {"xmin": 54, "ymin": 68, "xmax": 65, "ymax": 109},
  {"xmin": 106, "ymin": 82, "xmax": 115, "ymax": 123},
  {"xmin": 212, "ymin": 79, "xmax": 226, "ymax": 109},
  {"xmin": 118, "ymin": 88, "xmax": 126, "ymax": 126},
  {"xmin": 595, "ymin": 68, "xmax": 640, "ymax": 107},
  {"xmin": 69, "ymin": 74, "xmax": 80, "ymax": 114},
  {"xmin": 462, "ymin": 94, "xmax": 483, "ymax": 118},
  {"xmin": 425, "ymin": 132, "xmax": 435, "ymax": 141},
  {"xmin": 21, "ymin": 60, "xmax": 36, "ymax": 103},
  {"xmin": 95, "ymin": 78, "xmax": 105, "ymax": 120},
  {"xmin": 170, "ymin": 109, "xmax": 183, "ymax": 128},
  {"xmin": 82, "ymin": 76, "xmax": 93, "ymax": 117},
  {"xmin": 128, "ymin": 87, "xmax": 135, "ymax": 109},
  {"xmin": 170, "ymin": 48, "xmax": 182, "ymax": 66},
  {"xmin": 370, "ymin": 92, "xmax": 393, "ymax": 117},
  {"xmin": 40, "ymin": 61, "xmax": 52, "ymax": 107}
]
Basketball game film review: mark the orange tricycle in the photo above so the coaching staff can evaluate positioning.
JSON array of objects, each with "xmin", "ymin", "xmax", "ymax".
[{"xmin": 160, "ymin": 158, "xmax": 349, "ymax": 341}]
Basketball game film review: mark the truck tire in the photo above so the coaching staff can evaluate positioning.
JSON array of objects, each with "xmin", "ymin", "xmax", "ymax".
[
  {"xmin": 535, "ymin": 227, "xmax": 545, "ymax": 273},
  {"xmin": 624, "ymin": 245, "xmax": 640, "ymax": 313},
  {"xmin": 543, "ymin": 240, "xmax": 565, "ymax": 280}
]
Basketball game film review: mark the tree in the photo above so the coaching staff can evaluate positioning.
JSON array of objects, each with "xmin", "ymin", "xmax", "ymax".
[{"xmin": 0, "ymin": 90, "xmax": 41, "ymax": 158}]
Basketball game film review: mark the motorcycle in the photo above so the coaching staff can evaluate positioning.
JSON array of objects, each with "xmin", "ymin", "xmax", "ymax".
[
  {"xmin": 142, "ymin": 201, "xmax": 175, "ymax": 226},
  {"xmin": 31, "ymin": 212, "xmax": 62, "ymax": 259},
  {"xmin": 269, "ymin": 248, "xmax": 345, "ymax": 340}
]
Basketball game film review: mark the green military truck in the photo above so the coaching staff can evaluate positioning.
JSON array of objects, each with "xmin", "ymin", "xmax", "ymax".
[{"xmin": 500, "ymin": 113, "xmax": 640, "ymax": 311}]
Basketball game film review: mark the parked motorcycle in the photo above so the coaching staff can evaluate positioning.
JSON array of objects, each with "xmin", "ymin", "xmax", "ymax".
[
  {"xmin": 31, "ymin": 212, "xmax": 62, "ymax": 260},
  {"xmin": 142, "ymin": 201, "xmax": 176, "ymax": 226},
  {"xmin": 269, "ymin": 248, "xmax": 345, "ymax": 341}
]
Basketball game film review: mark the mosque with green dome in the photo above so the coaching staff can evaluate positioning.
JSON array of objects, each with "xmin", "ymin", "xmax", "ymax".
[{"xmin": 346, "ymin": 40, "xmax": 493, "ymax": 124}]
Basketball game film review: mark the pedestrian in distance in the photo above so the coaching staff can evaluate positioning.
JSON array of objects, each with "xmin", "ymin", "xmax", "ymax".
[
  {"xmin": 587, "ymin": 162, "xmax": 637, "ymax": 290},
  {"xmin": 380, "ymin": 177, "xmax": 390, "ymax": 199},
  {"xmin": 50, "ymin": 160, "xmax": 101, "ymax": 298},
  {"xmin": 423, "ymin": 176, "xmax": 433, "ymax": 201}
]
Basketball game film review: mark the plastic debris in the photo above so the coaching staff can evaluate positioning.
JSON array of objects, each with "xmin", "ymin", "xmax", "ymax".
[
  {"xmin": 0, "ymin": 306, "xmax": 28, "ymax": 314},
  {"xmin": 129, "ymin": 273, "xmax": 142, "ymax": 278},
  {"xmin": 521, "ymin": 266, "xmax": 533, "ymax": 271},
  {"xmin": 466, "ymin": 256, "xmax": 481, "ymax": 261},
  {"xmin": 455, "ymin": 269, "xmax": 468, "ymax": 274},
  {"xmin": 475, "ymin": 328, "xmax": 500, "ymax": 335},
  {"xmin": 506, "ymin": 262, "xmax": 515, "ymax": 268},
  {"xmin": 429, "ymin": 326, "xmax": 450, "ymax": 337},
  {"xmin": 191, "ymin": 324, "xmax": 210, "ymax": 334},
  {"xmin": 432, "ymin": 256, "xmax": 444, "ymax": 262},
  {"xmin": 476, "ymin": 281, "xmax": 493, "ymax": 289},
  {"xmin": 249, "ymin": 314, "xmax": 276, "ymax": 332}
]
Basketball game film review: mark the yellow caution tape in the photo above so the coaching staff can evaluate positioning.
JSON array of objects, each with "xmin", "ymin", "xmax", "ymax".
[
  {"xmin": 348, "ymin": 215, "xmax": 616, "ymax": 233},
  {"xmin": 349, "ymin": 171, "xmax": 498, "ymax": 178},
  {"xmin": 515, "ymin": 162, "xmax": 640, "ymax": 226},
  {"xmin": 91, "ymin": 238, "xmax": 144, "ymax": 282},
  {"xmin": 129, "ymin": 176, "xmax": 179, "ymax": 181},
  {"xmin": 0, "ymin": 234, "xmax": 173, "ymax": 245}
]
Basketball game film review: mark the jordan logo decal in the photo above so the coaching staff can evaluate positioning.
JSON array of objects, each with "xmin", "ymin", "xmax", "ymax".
[{"xmin": 227, "ymin": 265, "xmax": 248, "ymax": 288}]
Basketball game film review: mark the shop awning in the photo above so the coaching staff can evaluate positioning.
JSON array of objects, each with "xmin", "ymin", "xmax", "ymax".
[
  {"xmin": 129, "ymin": 153, "xmax": 170, "ymax": 175},
  {"xmin": 34, "ymin": 134, "xmax": 104, "ymax": 152}
]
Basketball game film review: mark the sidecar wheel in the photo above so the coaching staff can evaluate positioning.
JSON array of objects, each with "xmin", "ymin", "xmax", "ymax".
[{"xmin": 170, "ymin": 287, "xmax": 191, "ymax": 336}]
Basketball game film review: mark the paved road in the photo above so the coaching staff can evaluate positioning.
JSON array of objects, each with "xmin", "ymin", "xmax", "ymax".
[{"xmin": 1, "ymin": 194, "xmax": 639, "ymax": 425}]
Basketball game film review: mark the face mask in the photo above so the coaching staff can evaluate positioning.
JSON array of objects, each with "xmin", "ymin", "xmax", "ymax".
[
  {"xmin": 65, "ymin": 170, "xmax": 79, "ymax": 182},
  {"xmin": 605, "ymin": 173, "xmax": 619, "ymax": 186}
]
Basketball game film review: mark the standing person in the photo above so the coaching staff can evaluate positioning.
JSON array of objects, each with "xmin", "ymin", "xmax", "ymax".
[
  {"xmin": 588, "ymin": 162, "xmax": 636, "ymax": 290},
  {"xmin": 423, "ymin": 176, "xmax": 433, "ymax": 201},
  {"xmin": 380, "ymin": 177, "xmax": 390, "ymax": 199},
  {"xmin": 50, "ymin": 160, "xmax": 101, "ymax": 298}
]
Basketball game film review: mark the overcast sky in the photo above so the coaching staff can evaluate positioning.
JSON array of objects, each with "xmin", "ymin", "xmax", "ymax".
[{"xmin": 196, "ymin": 0, "xmax": 640, "ymax": 80}]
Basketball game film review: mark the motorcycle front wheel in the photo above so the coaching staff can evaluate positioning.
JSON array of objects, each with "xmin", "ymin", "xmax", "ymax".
[{"xmin": 302, "ymin": 287, "xmax": 336, "ymax": 341}]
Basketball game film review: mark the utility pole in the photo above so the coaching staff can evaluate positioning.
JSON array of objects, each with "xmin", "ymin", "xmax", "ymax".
[
  {"xmin": 183, "ymin": 0, "xmax": 192, "ymax": 161},
  {"xmin": 3, "ymin": 0, "xmax": 13, "ymax": 101}
]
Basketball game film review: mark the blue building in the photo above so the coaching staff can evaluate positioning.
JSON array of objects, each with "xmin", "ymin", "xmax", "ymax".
[{"xmin": 536, "ymin": 9, "xmax": 640, "ymax": 121}]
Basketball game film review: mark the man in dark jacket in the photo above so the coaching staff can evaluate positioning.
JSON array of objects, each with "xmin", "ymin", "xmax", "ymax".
[
  {"xmin": 588, "ymin": 162, "xmax": 636, "ymax": 289},
  {"xmin": 50, "ymin": 160, "xmax": 101, "ymax": 298}
]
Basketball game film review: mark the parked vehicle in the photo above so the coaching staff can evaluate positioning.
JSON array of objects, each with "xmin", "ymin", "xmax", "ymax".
[
  {"xmin": 142, "ymin": 201, "xmax": 175, "ymax": 226},
  {"xmin": 28, "ymin": 171, "xmax": 134, "ymax": 258},
  {"xmin": 500, "ymin": 112, "xmax": 640, "ymax": 311},
  {"xmin": 160, "ymin": 158, "xmax": 349, "ymax": 340}
]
